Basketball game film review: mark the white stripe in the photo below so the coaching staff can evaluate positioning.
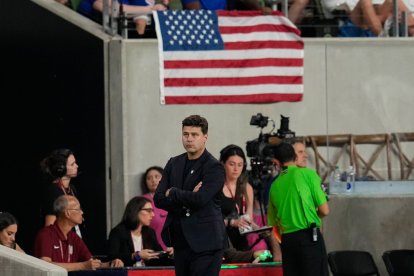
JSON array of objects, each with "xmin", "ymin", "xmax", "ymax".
[
  {"xmin": 164, "ymin": 84, "xmax": 303, "ymax": 96},
  {"xmin": 218, "ymin": 14, "xmax": 298, "ymax": 30},
  {"xmin": 222, "ymin": 31, "xmax": 302, "ymax": 42},
  {"xmin": 153, "ymin": 11, "xmax": 167, "ymax": 104},
  {"xmin": 164, "ymin": 66, "xmax": 303, "ymax": 78},
  {"xmin": 164, "ymin": 48, "xmax": 303, "ymax": 60}
]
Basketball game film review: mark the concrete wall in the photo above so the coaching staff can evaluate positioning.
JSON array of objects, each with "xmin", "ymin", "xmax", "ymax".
[
  {"xmin": 0, "ymin": 245, "xmax": 67, "ymax": 276},
  {"xmin": 108, "ymin": 38, "xmax": 414, "ymax": 220}
]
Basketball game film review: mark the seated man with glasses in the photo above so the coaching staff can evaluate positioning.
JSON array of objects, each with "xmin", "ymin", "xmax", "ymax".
[
  {"xmin": 107, "ymin": 196, "xmax": 174, "ymax": 267},
  {"xmin": 34, "ymin": 195, "xmax": 124, "ymax": 271}
]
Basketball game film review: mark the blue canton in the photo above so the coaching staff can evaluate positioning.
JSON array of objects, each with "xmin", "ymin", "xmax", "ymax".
[{"xmin": 157, "ymin": 10, "xmax": 224, "ymax": 51}]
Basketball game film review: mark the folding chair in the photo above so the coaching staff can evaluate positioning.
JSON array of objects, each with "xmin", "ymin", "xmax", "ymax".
[
  {"xmin": 328, "ymin": 250, "xmax": 380, "ymax": 276},
  {"xmin": 382, "ymin": 249, "xmax": 414, "ymax": 276}
]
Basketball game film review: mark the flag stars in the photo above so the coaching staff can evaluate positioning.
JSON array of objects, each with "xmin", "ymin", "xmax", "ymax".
[{"xmin": 159, "ymin": 10, "xmax": 223, "ymax": 50}]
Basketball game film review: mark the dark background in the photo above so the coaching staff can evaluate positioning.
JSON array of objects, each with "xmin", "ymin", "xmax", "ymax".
[{"xmin": 0, "ymin": 0, "xmax": 107, "ymax": 255}]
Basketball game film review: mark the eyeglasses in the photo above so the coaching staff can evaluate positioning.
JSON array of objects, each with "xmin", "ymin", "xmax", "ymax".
[
  {"xmin": 67, "ymin": 208, "xmax": 83, "ymax": 212},
  {"xmin": 140, "ymin": 208, "xmax": 154, "ymax": 213}
]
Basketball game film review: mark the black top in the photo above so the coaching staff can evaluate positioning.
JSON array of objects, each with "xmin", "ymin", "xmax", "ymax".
[
  {"xmin": 107, "ymin": 223, "xmax": 173, "ymax": 267},
  {"xmin": 221, "ymin": 194, "xmax": 249, "ymax": 251},
  {"xmin": 41, "ymin": 182, "xmax": 77, "ymax": 217}
]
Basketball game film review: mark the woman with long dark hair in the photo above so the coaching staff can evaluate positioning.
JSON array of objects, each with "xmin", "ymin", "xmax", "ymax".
[
  {"xmin": 107, "ymin": 196, "xmax": 173, "ymax": 267},
  {"xmin": 0, "ymin": 212, "xmax": 25, "ymax": 253}
]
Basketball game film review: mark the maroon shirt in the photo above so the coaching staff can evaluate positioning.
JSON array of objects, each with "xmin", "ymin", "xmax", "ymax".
[{"xmin": 34, "ymin": 223, "xmax": 92, "ymax": 263}]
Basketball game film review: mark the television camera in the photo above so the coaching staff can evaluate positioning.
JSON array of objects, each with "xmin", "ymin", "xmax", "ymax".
[{"xmin": 245, "ymin": 113, "xmax": 295, "ymax": 191}]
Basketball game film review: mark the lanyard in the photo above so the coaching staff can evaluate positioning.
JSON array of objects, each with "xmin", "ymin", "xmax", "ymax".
[
  {"xmin": 226, "ymin": 184, "xmax": 243, "ymax": 214},
  {"xmin": 59, "ymin": 240, "xmax": 73, "ymax": 263}
]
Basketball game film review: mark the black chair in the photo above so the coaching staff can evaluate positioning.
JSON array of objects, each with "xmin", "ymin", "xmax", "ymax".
[
  {"xmin": 382, "ymin": 249, "xmax": 414, "ymax": 276},
  {"xmin": 328, "ymin": 250, "xmax": 380, "ymax": 276}
]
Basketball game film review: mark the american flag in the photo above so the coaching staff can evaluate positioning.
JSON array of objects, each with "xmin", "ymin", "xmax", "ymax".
[{"xmin": 153, "ymin": 10, "xmax": 304, "ymax": 104}]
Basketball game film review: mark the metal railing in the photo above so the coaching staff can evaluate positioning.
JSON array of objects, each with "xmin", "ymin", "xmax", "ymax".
[{"xmin": 99, "ymin": 0, "xmax": 411, "ymax": 38}]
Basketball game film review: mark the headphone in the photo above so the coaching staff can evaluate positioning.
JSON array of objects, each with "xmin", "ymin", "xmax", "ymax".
[
  {"xmin": 219, "ymin": 144, "xmax": 247, "ymax": 172},
  {"xmin": 49, "ymin": 148, "xmax": 72, "ymax": 178}
]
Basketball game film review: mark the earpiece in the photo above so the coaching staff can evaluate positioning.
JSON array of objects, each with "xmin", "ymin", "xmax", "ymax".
[{"xmin": 49, "ymin": 148, "xmax": 72, "ymax": 178}]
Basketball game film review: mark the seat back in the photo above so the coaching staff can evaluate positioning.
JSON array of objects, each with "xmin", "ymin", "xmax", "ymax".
[
  {"xmin": 328, "ymin": 250, "xmax": 380, "ymax": 276},
  {"xmin": 382, "ymin": 249, "xmax": 414, "ymax": 276}
]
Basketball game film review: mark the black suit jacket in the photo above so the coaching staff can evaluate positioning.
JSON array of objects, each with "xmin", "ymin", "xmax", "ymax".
[
  {"xmin": 154, "ymin": 149, "xmax": 227, "ymax": 253},
  {"xmin": 107, "ymin": 223, "xmax": 171, "ymax": 266}
]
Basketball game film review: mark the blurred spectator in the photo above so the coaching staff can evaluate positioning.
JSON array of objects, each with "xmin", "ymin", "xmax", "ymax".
[
  {"xmin": 180, "ymin": 0, "xmax": 226, "ymax": 10},
  {"xmin": 181, "ymin": 0, "xmax": 273, "ymax": 14},
  {"xmin": 78, "ymin": 0, "xmax": 168, "ymax": 36},
  {"xmin": 323, "ymin": 0, "xmax": 414, "ymax": 36},
  {"xmin": 0, "ymin": 212, "xmax": 25, "ymax": 253},
  {"xmin": 293, "ymin": 141, "xmax": 308, "ymax": 168},
  {"xmin": 141, "ymin": 166, "xmax": 168, "ymax": 250}
]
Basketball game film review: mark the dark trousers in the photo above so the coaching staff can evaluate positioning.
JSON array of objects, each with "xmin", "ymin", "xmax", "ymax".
[
  {"xmin": 174, "ymin": 246, "xmax": 224, "ymax": 276},
  {"xmin": 281, "ymin": 228, "xmax": 329, "ymax": 276}
]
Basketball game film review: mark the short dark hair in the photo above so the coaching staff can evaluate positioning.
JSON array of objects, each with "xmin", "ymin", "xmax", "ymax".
[
  {"xmin": 182, "ymin": 115, "xmax": 208, "ymax": 134},
  {"xmin": 274, "ymin": 142, "xmax": 296, "ymax": 164},
  {"xmin": 140, "ymin": 166, "xmax": 164, "ymax": 194},
  {"xmin": 0, "ymin": 212, "xmax": 18, "ymax": 231},
  {"xmin": 121, "ymin": 196, "xmax": 151, "ymax": 230}
]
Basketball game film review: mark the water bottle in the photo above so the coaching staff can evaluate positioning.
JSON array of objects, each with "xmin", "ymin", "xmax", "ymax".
[
  {"xmin": 346, "ymin": 165, "xmax": 355, "ymax": 193},
  {"xmin": 329, "ymin": 166, "xmax": 342, "ymax": 193}
]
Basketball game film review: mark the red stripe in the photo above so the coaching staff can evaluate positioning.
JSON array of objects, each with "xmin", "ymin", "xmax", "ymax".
[
  {"xmin": 216, "ymin": 10, "xmax": 285, "ymax": 17},
  {"xmin": 164, "ymin": 93, "xmax": 303, "ymax": 104},
  {"xmin": 219, "ymin": 24, "xmax": 301, "ymax": 36},
  {"xmin": 224, "ymin": 40, "xmax": 304, "ymax": 50},
  {"xmin": 165, "ymin": 76, "xmax": 303, "ymax": 87},
  {"xmin": 164, "ymin": 58, "xmax": 303, "ymax": 69}
]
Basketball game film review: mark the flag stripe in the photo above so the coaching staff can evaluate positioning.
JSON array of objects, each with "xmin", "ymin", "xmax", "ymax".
[
  {"xmin": 163, "ymin": 83, "xmax": 303, "ymax": 96},
  {"xmin": 165, "ymin": 76, "xmax": 303, "ymax": 86},
  {"xmin": 165, "ymin": 93, "xmax": 303, "ymax": 104},
  {"xmin": 219, "ymin": 24, "xmax": 301, "ymax": 36},
  {"xmin": 163, "ymin": 48, "xmax": 303, "ymax": 61},
  {"xmin": 163, "ymin": 66, "xmax": 303, "ymax": 78},
  {"xmin": 164, "ymin": 58, "xmax": 303, "ymax": 69},
  {"xmin": 224, "ymin": 40, "xmax": 304, "ymax": 50}
]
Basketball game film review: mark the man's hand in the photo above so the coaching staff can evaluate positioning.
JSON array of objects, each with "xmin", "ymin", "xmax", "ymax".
[
  {"xmin": 193, "ymin": 181, "xmax": 202, "ymax": 192},
  {"xmin": 83, "ymin": 258, "xmax": 102, "ymax": 270},
  {"xmin": 109, "ymin": 258, "xmax": 124, "ymax": 267}
]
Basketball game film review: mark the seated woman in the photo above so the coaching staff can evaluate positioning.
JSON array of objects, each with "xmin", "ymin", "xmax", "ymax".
[
  {"xmin": 141, "ymin": 166, "xmax": 168, "ymax": 250},
  {"xmin": 0, "ymin": 212, "xmax": 25, "ymax": 253},
  {"xmin": 107, "ymin": 196, "xmax": 173, "ymax": 267}
]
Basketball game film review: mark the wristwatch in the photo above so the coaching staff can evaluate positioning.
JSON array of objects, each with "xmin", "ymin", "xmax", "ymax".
[{"xmin": 133, "ymin": 251, "xmax": 141, "ymax": 262}]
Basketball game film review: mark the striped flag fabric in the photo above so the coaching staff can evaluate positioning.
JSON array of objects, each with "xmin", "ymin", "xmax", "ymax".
[{"xmin": 153, "ymin": 10, "xmax": 304, "ymax": 104}]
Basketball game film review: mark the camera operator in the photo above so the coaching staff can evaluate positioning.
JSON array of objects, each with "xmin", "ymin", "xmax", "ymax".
[{"xmin": 267, "ymin": 142, "xmax": 329, "ymax": 276}]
